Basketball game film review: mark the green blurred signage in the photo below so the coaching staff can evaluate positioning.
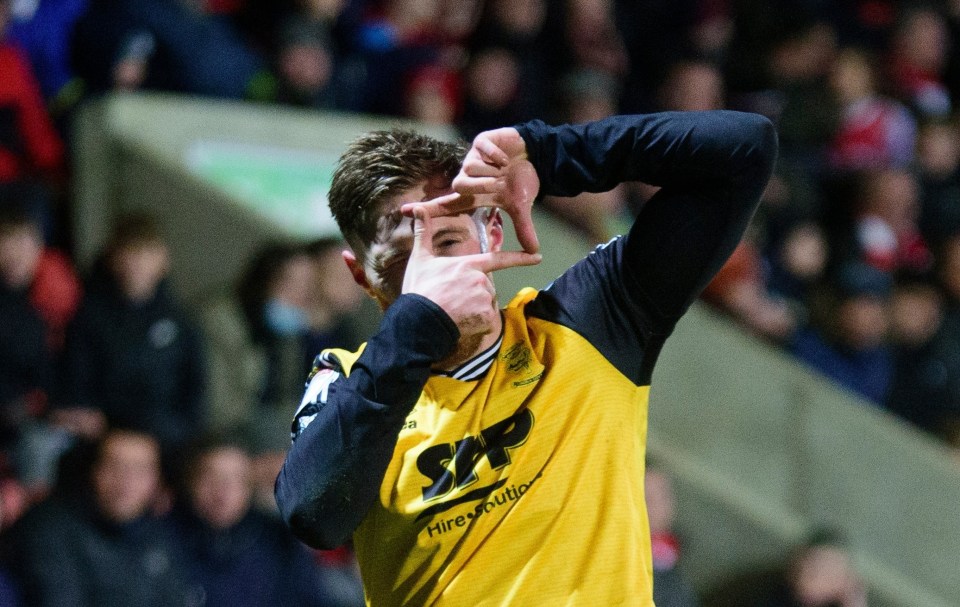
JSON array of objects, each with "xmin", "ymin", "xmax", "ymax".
[{"xmin": 187, "ymin": 140, "xmax": 341, "ymax": 238}]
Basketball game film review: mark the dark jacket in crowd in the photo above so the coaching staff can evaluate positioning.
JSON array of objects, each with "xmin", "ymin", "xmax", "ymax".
[
  {"xmin": 59, "ymin": 268, "xmax": 206, "ymax": 446},
  {"xmin": 169, "ymin": 506, "xmax": 349, "ymax": 607},
  {"xmin": 5, "ymin": 495, "xmax": 192, "ymax": 607},
  {"xmin": 0, "ymin": 281, "xmax": 50, "ymax": 445}
]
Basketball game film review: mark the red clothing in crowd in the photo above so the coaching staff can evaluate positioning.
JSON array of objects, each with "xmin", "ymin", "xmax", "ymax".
[{"xmin": 0, "ymin": 42, "xmax": 64, "ymax": 182}]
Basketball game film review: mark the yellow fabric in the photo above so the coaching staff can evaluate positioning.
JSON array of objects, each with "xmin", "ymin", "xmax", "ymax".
[{"xmin": 336, "ymin": 292, "xmax": 653, "ymax": 606}]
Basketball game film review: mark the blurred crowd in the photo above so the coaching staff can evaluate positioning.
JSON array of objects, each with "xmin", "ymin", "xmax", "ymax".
[{"xmin": 2, "ymin": 0, "xmax": 960, "ymax": 604}]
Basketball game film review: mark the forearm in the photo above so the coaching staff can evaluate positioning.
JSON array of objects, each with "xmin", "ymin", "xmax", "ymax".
[
  {"xmin": 517, "ymin": 110, "xmax": 777, "ymax": 198},
  {"xmin": 275, "ymin": 295, "xmax": 458, "ymax": 549}
]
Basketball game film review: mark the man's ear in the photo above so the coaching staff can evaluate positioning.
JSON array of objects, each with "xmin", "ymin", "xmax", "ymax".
[
  {"xmin": 342, "ymin": 250, "xmax": 370, "ymax": 290},
  {"xmin": 486, "ymin": 209, "xmax": 504, "ymax": 252}
]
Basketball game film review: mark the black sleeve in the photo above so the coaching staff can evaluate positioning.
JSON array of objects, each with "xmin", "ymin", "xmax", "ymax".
[
  {"xmin": 275, "ymin": 294, "xmax": 458, "ymax": 549},
  {"xmin": 520, "ymin": 111, "xmax": 778, "ymax": 384}
]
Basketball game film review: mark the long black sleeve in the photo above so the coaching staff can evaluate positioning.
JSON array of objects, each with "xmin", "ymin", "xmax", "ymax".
[
  {"xmin": 275, "ymin": 294, "xmax": 458, "ymax": 549},
  {"xmin": 520, "ymin": 111, "xmax": 778, "ymax": 383}
]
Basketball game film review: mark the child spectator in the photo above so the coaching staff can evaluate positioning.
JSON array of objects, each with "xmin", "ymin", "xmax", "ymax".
[{"xmin": 58, "ymin": 213, "xmax": 207, "ymax": 449}]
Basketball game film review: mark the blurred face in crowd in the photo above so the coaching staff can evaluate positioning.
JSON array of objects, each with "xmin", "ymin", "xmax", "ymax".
[
  {"xmin": 895, "ymin": 9, "xmax": 949, "ymax": 73},
  {"xmin": 492, "ymin": 0, "xmax": 546, "ymax": 37},
  {"xmin": 891, "ymin": 284, "xmax": 942, "ymax": 346},
  {"xmin": 111, "ymin": 241, "xmax": 169, "ymax": 303},
  {"xmin": 837, "ymin": 296, "xmax": 889, "ymax": 351},
  {"xmin": 917, "ymin": 122, "xmax": 960, "ymax": 178},
  {"xmin": 781, "ymin": 223, "xmax": 828, "ymax": 282},
  {"xmin": 861, "ymin": 169, "xmax": 920, "ymax": 233},
  {"xmin": 659, "ymin": 61, "xmax": 725, "ymax": 112},
  {"xmin": 790, "ymin": 544, "xmax": 860, "ymax": 607},
  {"xmin": 93, "ymin": 431, "xmax": 162, "ymax": 523},
  {"xmin": 466, "ymin": 48, "xmax": 519, "ymax": 111},
  {"xmin": 279, "ymin": 43, "xmax": 332, "ymax": 96},
  {"xmin": 189, "ymin": 446, "xmax": 253, "ymax": 530},
  {"xmin": 829, "ymin": 48, "xmax": 875, "ymax": 104},
  {"xmin": 271, "ymin": 252, "xmax": 314, "ymax": 311},
  {"xmin": 0, "ymin": 224, "xmax": 42, "ymax": 289}
]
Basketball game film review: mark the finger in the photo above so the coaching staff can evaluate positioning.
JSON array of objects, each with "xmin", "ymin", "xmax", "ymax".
[
  {"xmin": 469, "ymin": 250, "xmax": 543, "ymax": 273},
  {"xmin": 410, "ymin": 205, "xmax": 436, "ymax": 258},
  {"xmin": 473, "ymin": 136, "xmax": 510, "ymax": 167},
  {"xmin": 452, "ymin": 174, "xmax": 503, "ymax": 196},
  {"xmin": 460, "ymin": 157, "xmax": 503, "ymax": 178},
  {"xmin": 511, "ymin": 205, "xmax": 541, "ymax": 254},
  {"xmin": 400, "ymin": 191, "xmax": 468, "ymax": 217}
]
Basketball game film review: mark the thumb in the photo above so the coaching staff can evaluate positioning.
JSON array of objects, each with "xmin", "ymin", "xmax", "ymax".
[
  {"xmin": 410, "ymin": 205, "xmax": 435, "ymax": 260},
  {"xmin": 512, "ymin": 204, "xmax": 540, "ymax": 254}
]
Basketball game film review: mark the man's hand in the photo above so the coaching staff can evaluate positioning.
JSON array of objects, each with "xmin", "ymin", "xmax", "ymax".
[
  {"xmin": 401, "ymin": 201, "xmax": 541, "ymax": 338},
  {"xmin": 402, "ymin": 127, "xmax": 541, "ymax": 254}
]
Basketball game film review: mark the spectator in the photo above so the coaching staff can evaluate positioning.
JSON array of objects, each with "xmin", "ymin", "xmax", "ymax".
[
  {"xmin": 886, "ymin": 272, "xmax": 960, "ymax": 440},
  {"xmin": 657, "ymin": 59, "xmax": 726, "ymax": 113},
  {"xmin": 888, "ymin": 6, "xmax": 952, "ymax": 118},
  {"xmin": 0, "ymin": 205, "xmax": 80, "ymax": 493},
  {"xmin": 701, "ymin": 232, "xmax": 798, "ymax": 344},
  {"xmin": 170, "ymin": 432, "xmax": 364, "ymax": 606},
  {"xmin": 916, "ymin": 119, "xmax": 960, "ymax": 247},
  {"xmin": 203, "ymin": 242, "xmax": 312, "ymax": 450},
  {"xmin": 826, "ymin": 46, "xmax": 916, "ymax": 172},
  {"xmin": 645, "ymin": 464, "xmax": 701, "ymax": 607},
  {"xmin": 58, "ymin": 213, "xmax": 207, "ymax": 448},
  {"xmin": 6, "ymin": 0, "xmax": 89, "ymax": 114},
  {"xmin": 0, "ymin": 206, "xmax": 51, "ymax": 460},
  {"xmin": 4, "ymin": 427, "xmax": 193, "ymax": 606},
  {"xmin": 73, "ymin": 0, "xmax": 273, "ymax": 100},
  {"xmin": 469, "ymin": 0, "xmax": 550, "ymax": 120},
  {"xmin": 539, "ymin": 68, "xmax": 628, "ymax": 243},
  {"xmin": 458, "ymin": 45, "xmax": 527, "ymax": 139},
  {"xmin": 853, "ymin": 168, "xmax": 932, "ymax": 274},
  {"xmin": 754, "ymin": 528, "xmax": 868, "ymax": 607},
  {"xmin": 765, "ymin": 220, "xmax": 830, "ymax": 327},
  {"xmin": 0, "ymin": 0, "xmax": 65, "ymax": 239},
  {"xmin": 790, "ymin": 261, "xmax": 894, "ymax": 406}
]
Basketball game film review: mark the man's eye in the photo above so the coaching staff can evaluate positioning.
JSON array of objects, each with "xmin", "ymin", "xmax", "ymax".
[{"xmin": 437, "ymin": 239, "xmax": 459, "ymax": 250}]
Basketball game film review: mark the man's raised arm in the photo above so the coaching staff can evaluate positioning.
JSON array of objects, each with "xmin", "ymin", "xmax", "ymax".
[{"xmin": 517, "ymin": 110, "xmax": 778, "ymax": 328}]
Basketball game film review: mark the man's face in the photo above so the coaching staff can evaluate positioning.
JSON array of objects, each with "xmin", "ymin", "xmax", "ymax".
[
  {"xmin": 346, "ymin": 179, "xmax": 501, "ymax": 309},
  {"xmin": 92, "ymin": 432, "xmax": 161, "ymax": 524},
  {"xmin": 190, "ymin": 447, "xmax": 252, "ymax": 531}
]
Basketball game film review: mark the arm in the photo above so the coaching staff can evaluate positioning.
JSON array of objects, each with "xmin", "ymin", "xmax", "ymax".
[
  {"xmin": 519, "ymin": 111, "xmax": 777, "ymax": 323},
  {"xmin": 518, "ymin": 111, "xmax": 777, "ymax": 381},
  {"xmin": 275, "ymin": 294, "xmax": 458, "ymax": 549}
]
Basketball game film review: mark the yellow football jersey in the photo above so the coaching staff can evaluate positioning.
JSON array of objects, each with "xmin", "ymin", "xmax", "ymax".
[{"xmin": 326, "ymin": 289, "xmax": 653, "ymax": 606}]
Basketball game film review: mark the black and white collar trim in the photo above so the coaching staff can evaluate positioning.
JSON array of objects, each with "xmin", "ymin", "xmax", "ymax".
[{"xmin": 435, "ymin": 333, "xmax": 503, "ymax": 381}]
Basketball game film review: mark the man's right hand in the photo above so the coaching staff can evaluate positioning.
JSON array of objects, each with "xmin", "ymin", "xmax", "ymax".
[
  {"xmin": 401, "ymin": 201, "xmax": 541, "ymax": 339},
  {"xmin": 401, "ymin": 128, "xmax": 541, "ymax": 254}
]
